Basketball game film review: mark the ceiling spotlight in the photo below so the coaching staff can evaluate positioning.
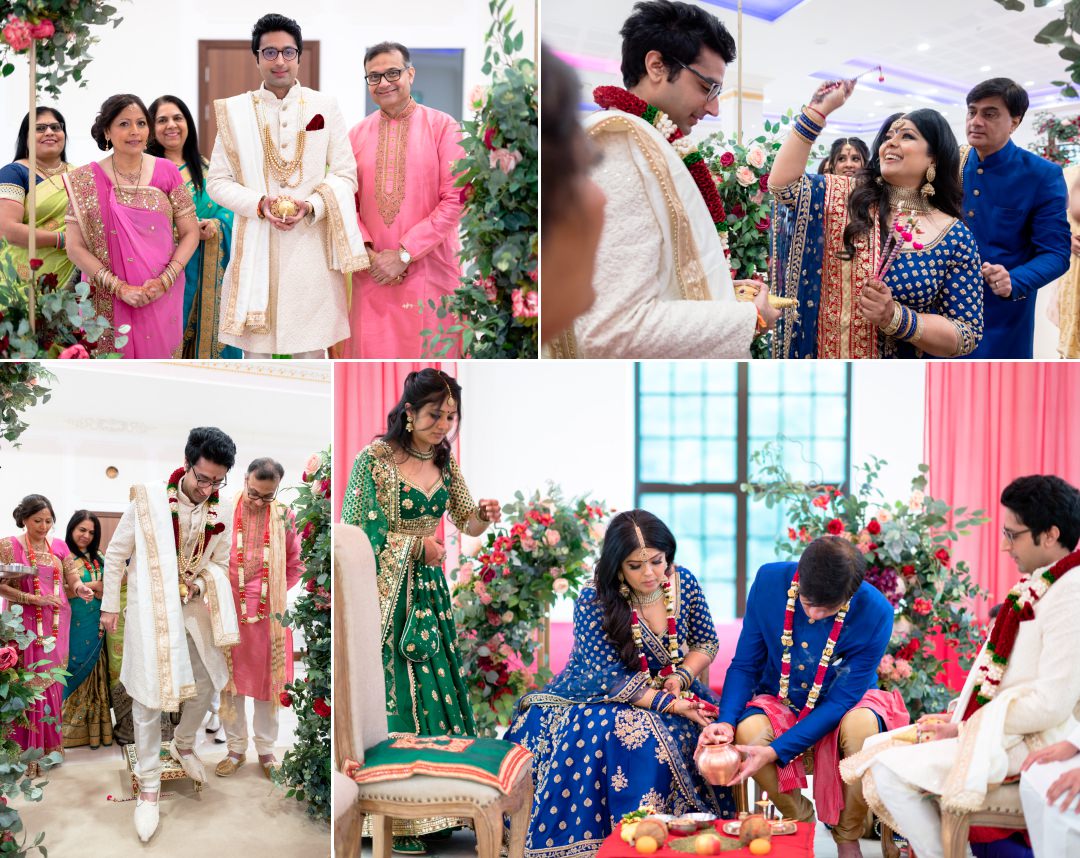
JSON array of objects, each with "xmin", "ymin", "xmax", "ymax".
[
  {"xmin": 1024, "ymin": 80, "xmax": 1035, "ymax": 86},
  {"xmin": 980, "ymin": 65, "xmax": 992, "ymax": 72},
  {"xmin": 917, "ymin": 43, "xmax": 930, "ymax": 51}
]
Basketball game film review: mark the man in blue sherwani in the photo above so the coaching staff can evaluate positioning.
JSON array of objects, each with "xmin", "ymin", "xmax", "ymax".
[
  {"xmin": 963, "ymin": 78, "xmax": 1071, "ymax": 359},
  {"xmin": 699, "ymin": 537, "xmax": 904, "ymax": 858}
]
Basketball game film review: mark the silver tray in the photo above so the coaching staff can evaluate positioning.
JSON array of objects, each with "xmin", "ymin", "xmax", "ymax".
[{"xmin": 0, "ymin": 563, "xmax": 34, "ymax": 580}]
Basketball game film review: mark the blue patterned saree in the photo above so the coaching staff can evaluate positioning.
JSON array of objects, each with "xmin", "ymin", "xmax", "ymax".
[{"xmin": 505, "ymin": 567, "xmax": 734, "ymax": 858}]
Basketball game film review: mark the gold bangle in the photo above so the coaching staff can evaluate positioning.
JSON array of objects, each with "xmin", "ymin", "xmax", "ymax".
[
  {"xmin": 880, "ymin": 303, "xmax": 903, "ymax": 337},
  {"xmin": 804, "ymin": 105, "xmax": 827, "ymax": 124}
]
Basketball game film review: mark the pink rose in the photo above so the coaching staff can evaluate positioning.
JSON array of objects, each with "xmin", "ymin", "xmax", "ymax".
[
  {"xmin": 2, "ymin": 18, "xmax": 32, "ymax": 52},
  {"xmin": 476, "ymin": 274, "xmax": 497, "ymax": 302},
  {"xmin": 519, "ymin": 533, "xmax": 537, "ymax": 552},
  {"xmin": 469, "ymin": 84, "xmax": 487, "ymax": 110},
  {"xmin": 735, "ymin": 165, "xmax": 757, "ymax": 187},
  {"xmin": 306, "ymin": 453, "xmax": 322, "ymax": 475},
  {"xmin": 501, "ymin": 610, "xmax": 514, "ymax": 623},
  {"xmin": 745, "ymin": 143, "xmax": 767, "ymax": 169},
  {"xmin": 0, "ymin": 645, "xmax": 17, "ymax": 670},
  {"xmin": 528, "ymin": 268, "xmax": 538, "ymax": 282},
  {"xmin": 894, "ymin": 658, "xmax": 912, "ymax": 680},
  {"xmin": 479, "ymin": 591, "xmax": 492, "ymax": 605},
  {"xmin": 301, "ymin": 522, "xmax": 313, "ymax": 541},
  {"xmin": 719, "ymin": 151, "xmax": 735, "ymax": 167},
  {"xmin": 552, "ymin": 577, "xmax": 569, "ymax": 596},
  {"xmin": 511, "ymin": 288, "xmax": 538, "ymax": 319},
  {"xmin": 543, "ymin": 529, "xmax": 561, "ymax": 546},
  {"xmin": 29, "ymin": 19, "xmax": 55, "ymax": 39},
  {"xmin": 878, "ymin": 654, "xmax": 894, "ymax": 674},
  {"xmin": 457, "ymin": 562, "xmax": 474, "ymax": 585},
  {"xmin": 58, "ymin": 343, "xmax": 90, "ymax": 359},
  {"xmin": 489, "ymin": 147, "xmax": 523, "ymax": 175}
]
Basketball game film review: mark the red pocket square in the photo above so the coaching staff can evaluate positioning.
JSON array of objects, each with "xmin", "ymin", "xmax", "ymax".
[{"xmin": 306, "ymin": 114, "xmax": 325, "ymax": 132}]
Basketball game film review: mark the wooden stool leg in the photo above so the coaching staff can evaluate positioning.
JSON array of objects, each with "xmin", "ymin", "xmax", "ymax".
[
  {"xmin": 371, "ymin": 814, "xmax": 393, "ymax": 858},
  {"xmin": 879, "ymin": 822, "xmax": 901, "ymax": 858},
  {"xmin": 474, "ymin": 807, "xmax": 505, "ymax": 858},
  {"xmin": 940, "ymin": 811, "xmax": 970, "ymax": 858}
]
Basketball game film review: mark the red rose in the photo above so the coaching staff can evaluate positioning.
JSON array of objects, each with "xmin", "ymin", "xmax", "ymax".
[
  {"xmin": 306, "ymin": 577, "xmax": 318, "ymax": 593},
  {"xmin": 40, "ymin": 272, "xmax": 58, "ymax": 289},
  {"xmin": 867, "ymin": 519, "xmax": 881, "ymax": 535},
  {"xmin": 29, "ymin": 19, "xmax": 55, "ymax": 39},
  {"xmin": 279, "ymin": 691, "xmax": 293, "ymax": 707},
  {"xmin": 788, "ymin": 527, "xmax": 797, "ymax": 540},
  {"xmin": 460, "ymin": 182, "xmax": 474, "ymax": 204},
  {"xmin": 312, "ymin": 697, "xmax": 331, "ymax": 718},
  {"xmin": 0, "ymin": 645, "xmax": 17, "ymax": 671},
  {"xmin": 754, "ymin": 217, "xmax": 771, "ymax": 232},
  {"xmin": 812, "ymin": 494, "xmax": 829, "ymax": 509},
  {"xmin": 719, "ymin": 151, "xmax": 735, "ymax": 167},
  {"xmin": 483, "ymin": 127, "xmax": 497, "ymax": 150},
  {"xmin": 759, "ymin": 173, "xmax": 770, "ymax": 191},
  {"xmin": 826, "ymin": 518, "xmax": 844, "ymax": 535},
  {"xmin": 319, "ymin": 479, "xmax": 331, "ymax": 498},
  {"xmin": 305, "ymin": 114, "xmax": 325, "ymax": 132},
  {"xmin": 935, "ymin": 548, "xmax": 950, "ymax": 566},
  {"xmin": 913, "ymin": 598, "xmax": 933, "ymax": 616},
  {"xmin": 901, "ymin": 564, "xmax": 915, "ymax": 577},
  {"xmin": 731, "ymin": 204, "xmax": 745, "ymax": 217},
  {"xmin": 29, "ymin": 258, "xmax": 44, "ymax": 271}
]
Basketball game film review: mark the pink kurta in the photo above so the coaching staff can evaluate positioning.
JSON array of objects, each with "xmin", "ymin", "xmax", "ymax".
[
  {"xmin": 227, "ymin": 504, "xmax": 304, "ymax": 700},
  {"xmin": 345, "ymin": 101, "xmax": 466, "ymax": 359},
  {"xmin": 0, "ymin": 536, "xmax": 73, "ymax": 756}
]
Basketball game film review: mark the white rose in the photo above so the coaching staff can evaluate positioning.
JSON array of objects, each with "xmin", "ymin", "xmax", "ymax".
[
  {"xmin": 745, "ymin": 143, "xmax": 767, "ymax": 169},
  {"xmin": 735, "ymin": 166, "xmax": 757, "ymax": 187}
]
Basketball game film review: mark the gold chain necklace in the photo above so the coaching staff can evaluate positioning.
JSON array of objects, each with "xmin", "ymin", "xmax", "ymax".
[
  {"xmin": 111, "ymin": 156, "xmax": 142, "ymax": 205},
  {"xmin": 253, "ymin": 93, "xmax": 306, "ymax": 189},
  {"xmin": 36, "ymin": 161, "xmax": 66, "ymax": 178}
]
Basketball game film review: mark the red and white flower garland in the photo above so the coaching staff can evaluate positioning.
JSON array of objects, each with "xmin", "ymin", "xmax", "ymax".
[
  {"xmin": 24, "ymin": 540, "xmax": 60, "ymax": 638},
  {"xmin": 629, "ymin": 574, "xmax": 681, "ymax": 684},
  {"xmin": 236, "ymin": 505, "xmax": 271, "ymax": 624},
  {"xmin": 778, "ymin": 571, "xmax": 849, "ymax": 719},
  {"xmin": 166, "ymin": 466, "xmax": 224, "ymax": 599}
]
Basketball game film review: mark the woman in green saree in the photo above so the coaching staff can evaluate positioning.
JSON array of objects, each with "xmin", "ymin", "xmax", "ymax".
[
  {"xmin": 0, "ymin": 107, "xmax": 77, "ymax": 289},
  {"xmin": 147, "ymin": 95, "xmax": 239, "ymax": 358},
  {"xmin": 342, "ymin": 368, "xmax": 502, "ymax": 854},
  {"xmin": 60, "ymin": 510, "xmax": 114, "ymax": 749}
]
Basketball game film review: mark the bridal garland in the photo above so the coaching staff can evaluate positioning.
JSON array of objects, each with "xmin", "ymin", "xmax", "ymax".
[{"xmin": 593, "ymin": 86, "xmax": 727, "ymax": 233}]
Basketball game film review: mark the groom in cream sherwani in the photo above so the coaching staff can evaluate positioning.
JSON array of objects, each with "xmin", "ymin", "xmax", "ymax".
[{"xmin": 207, "ymin": 13, "xmax": 368, "ymax": 358}]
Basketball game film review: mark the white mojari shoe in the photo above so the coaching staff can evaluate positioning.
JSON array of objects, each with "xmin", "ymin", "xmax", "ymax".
[
  {"xmin": 134, "ymin": 796, "xmax": 160, "ymax": 842},
  {"xmin": 169, "ymin": 739, "xmax": 207, "ymax": 784}
]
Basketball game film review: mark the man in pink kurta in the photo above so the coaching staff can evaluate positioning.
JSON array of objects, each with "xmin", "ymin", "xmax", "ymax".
[
  {"xmin": 345, "ymin": 40, "xmax": 466, "ymax": 358},
  {"xmin": 217, "ymin": 458, "xmax": 304, "ymax": 779}
]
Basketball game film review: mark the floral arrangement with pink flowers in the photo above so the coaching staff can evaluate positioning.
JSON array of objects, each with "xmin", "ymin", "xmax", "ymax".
[
  {"xmin": 744, "ymin": 441, "xmax": 988, "ymax": 719},
  {"xmin": 420, "ymin": 0, "xmax": 537, "ymax": 359},
  {"xmin": 1, "ymin": 1, "xmax": 124, "ymax": 99},
  {"xmin": 450, "ymin": 484, "xmax": 611, "ymax": 735}
]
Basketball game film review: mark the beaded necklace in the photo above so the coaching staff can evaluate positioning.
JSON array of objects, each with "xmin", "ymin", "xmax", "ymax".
[
  {"xmin": 778, "ymin": 571, "xmax": 849, "ymax": 718},
  {"xmin": 253, "ymin": 92, "xmax": 306, "ymax": 189},
  {"xmin": 24, "ymin": 538, "xmax": 60, "ymax": 638},
  {"xmin": 166, "ymin": 466, "xmax": 222, "ymax": 600},
  {"xmin": 235, "ymin": 504, "xmax": 272, "ymax": 624}
]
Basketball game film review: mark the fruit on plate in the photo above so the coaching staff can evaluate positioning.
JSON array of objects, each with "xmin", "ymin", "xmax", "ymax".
[
  {"xmin": 748, "ymin": 837, "xmax": 772, "ymax": 855},
  {"xmin": 635, "ymin": 836, "xmax": 659, "ymax": 854},
  {"xmin": 738, "ymin": 815, "xmax": 771, "ymax": 846},
  {"xmin": 693, "ymin": 833, "xmax": 722, "ymax": 855}
]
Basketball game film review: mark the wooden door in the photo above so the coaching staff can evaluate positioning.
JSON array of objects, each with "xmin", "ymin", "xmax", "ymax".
[
  {"xmin": 197, "ymin": 40, "xmax": 321, "ymax": 161},
  {"xmin": 93, "ymin": 511, "xmax": 123, "ymax": 555}
]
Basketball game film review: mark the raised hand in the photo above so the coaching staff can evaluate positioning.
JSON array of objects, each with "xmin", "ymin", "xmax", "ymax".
[{"xmin": 809, "ymin": 78, "xmax": 856, "ymax": 117}]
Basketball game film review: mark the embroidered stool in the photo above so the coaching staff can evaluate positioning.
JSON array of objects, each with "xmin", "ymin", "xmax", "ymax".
[{"xmin": 124, "ymin": 743, "xmax": 205, "ymax": 797}]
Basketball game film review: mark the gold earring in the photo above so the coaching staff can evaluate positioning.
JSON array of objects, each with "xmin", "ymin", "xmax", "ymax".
[
  {"xmin": 618, "ymin": 574, "xmax": 630, "ymax": 600},
  {"xmin": 406, "ymin": 413, "xmax": 414, "ymax": 433},
  {"xmin": 921, "ymin": 164, "xmax": 936, "ymax": 198}
]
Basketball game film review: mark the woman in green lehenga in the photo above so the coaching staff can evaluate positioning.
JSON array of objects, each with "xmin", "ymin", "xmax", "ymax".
[
  {"xmin": 60, "ymin": 511, "xmax": 114, "ymax": 749},
  {"xmin": 342, "ymin": 368, "xmax": 502, "ymax": 855},
  {"xmin": 0, "ymin": 108, "xmax": 77, "ymax": 290},
  {"xmin": 147, "ymin": 95, "xmax": 240, "ymax": 358}
]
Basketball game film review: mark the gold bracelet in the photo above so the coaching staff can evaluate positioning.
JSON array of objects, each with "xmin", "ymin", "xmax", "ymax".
[
  {"xmin": 909, "ymin": 313, "xmax": 924, "ymax": 345},
  {"xmin": 880, "ymin": 303, "xmax": 903, "ymax": 337},
  {"xmin": 804, "ymin": 105, "xmax": 827, "ymax": 124}
]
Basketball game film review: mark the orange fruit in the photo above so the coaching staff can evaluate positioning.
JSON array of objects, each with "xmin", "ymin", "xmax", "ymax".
[
  {"xmin": 694, "ymin": 833, "xmax": 722, "ymax": 855},
  {"xmin": 635, "ymin": 835, "xmax": 659, "ymax": 854},
  {"xmin": 748, "ymin": 838, "xmax": 772, "ymax": 855}
]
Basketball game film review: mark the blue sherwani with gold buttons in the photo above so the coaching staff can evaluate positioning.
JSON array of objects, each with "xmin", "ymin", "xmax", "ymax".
[{"xmin": 963, "ymin": 139, "xmax": 1070, "ymax": 358}]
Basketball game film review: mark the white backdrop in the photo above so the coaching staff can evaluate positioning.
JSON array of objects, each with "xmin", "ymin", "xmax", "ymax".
[
  {"xmin": 0, "ymin": 361, "xmax": 330, "ymax": 531},
  {"xmin": 0, "ymin": 0, "xmax": 537, "ymax": 168}
]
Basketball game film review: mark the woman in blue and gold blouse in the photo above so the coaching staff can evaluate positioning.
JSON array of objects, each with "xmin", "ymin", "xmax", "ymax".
[
  {"xmin": 768, "ymin": 80, "xmax": 983, "ymax": 359},
  {"xmin": 506, "ymin": 510, "xmax": 734, "ymax": 858}
]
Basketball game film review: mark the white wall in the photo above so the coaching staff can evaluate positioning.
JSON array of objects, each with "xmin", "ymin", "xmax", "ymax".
[
  {"xmin": 0, "ymin": 361, "xmax": 330, "ymax": 526},
  {"xmin": 1, "ymin": 0, "xmax": 537, "ymax": 168},
  {"xmin": 849, "ymin": 362, "xmax": 925, "ymax": 502}
]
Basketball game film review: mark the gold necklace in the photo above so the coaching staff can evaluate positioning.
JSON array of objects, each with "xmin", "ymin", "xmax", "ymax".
[
  {"xmin": 253, "ymin": 93, "xmax": 306, "ymax": 189},
  {"xmin": 36, "ymin": 161, "xmax": 66, "ymax": 178},
  {"xmin": 631, "ymin": 586, "xmax": 665, "ymax": 607},
  {"xmin": 111, "ymin": 156, "xmax": 142, "ymax": 204},
  {"xmin": 886, "ymin": 184, "xmax": 930, "ymax": 214}
]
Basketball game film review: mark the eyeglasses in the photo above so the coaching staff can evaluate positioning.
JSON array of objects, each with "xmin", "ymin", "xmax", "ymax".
[
  {"xmin": 260, "ymin": 46, "xmax": 299, "ymax": 62},
  {"xmin": 365, "ymin": 66, "xmax": 410, "ymax": 86},
  {"xmin": 35, "ymin": 123, "xmax": 64, "ymax": 134},
  {"xmin": 189, "ymin": 467, "xmax": 228, "ymax": 490},
  {"xmin": 673, "ymin": 59, "xmax": 723, "ymax": 102},
  {"xmin": 1001, "ymin": 526, "xmax": 1032, "ymax": 544},
  {"xmin": 246, "ymin": 484, "xmax": 279, "ymax": 503}
]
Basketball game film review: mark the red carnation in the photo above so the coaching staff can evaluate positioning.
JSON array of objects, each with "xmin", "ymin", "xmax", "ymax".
[
  {"xmin": 720, "ymin": 152, "xmax": 735, "ymax": 167},
  {"xmin": 826, "ymin": 518, "xmax": 844, "ymax": 535},
  {"xmin": 312, "ymin": 697, "xmax": 331, "ymax": 718},
  {"xmin": 29, "ymin": 258, "xmax": 44, "ymax": 271},
  {"xmin": 867, "ymin": 518, "xmax": 881, "ymax": 535},
  {"xmin": 280, "ymin": 692, "xmax": 293, "ymax": 707},
  {"xmin": 935, "ymin": 548, "xmax": 950, "ymax": 566}
]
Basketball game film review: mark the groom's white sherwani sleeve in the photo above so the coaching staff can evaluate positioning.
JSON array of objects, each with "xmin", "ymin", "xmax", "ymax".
[{"xmin": 563, "ymin": 111, "xmax": 757, "ymax": 359}]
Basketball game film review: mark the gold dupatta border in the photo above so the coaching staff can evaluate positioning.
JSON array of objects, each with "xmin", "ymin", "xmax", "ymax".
[
  {"xmin": 817, "ymin": 175, "xmax": 878, "ymax": 359},
  {"xmin": 314, "ymin": 184, "xmax": 371, "ymax": 274},
  {"xmin": 132, "ymin": 484, "xmax": 193, "ymax": 712},
  {"xmin": 544, "ymin": 328, "xmax": 580, "ymax": 359},
  {"xmin": 587, "ymin": 114, "xmax": 710, "ymax": 303},
  {"xmin": 63, "ymin": 165, "xmax": 116, "ymax": 354}
]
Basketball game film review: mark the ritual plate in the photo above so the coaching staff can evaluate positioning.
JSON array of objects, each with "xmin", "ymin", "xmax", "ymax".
[
  {"xmin": 0, "ymin": 563, "xmax": 33, "ymax": 580},
  {"xmin": 720, "ymin": 820, "xmax": 797, "ymax": 836}
]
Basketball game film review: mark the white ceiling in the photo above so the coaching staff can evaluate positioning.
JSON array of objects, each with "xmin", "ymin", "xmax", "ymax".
[{"xmin": 544, "ymin": 0, "xmax": 1080, "ymax": 147}]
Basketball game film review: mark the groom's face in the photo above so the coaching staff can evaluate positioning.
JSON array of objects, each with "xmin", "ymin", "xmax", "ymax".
[{"xmin": 656, "ymin": 47, "xmax": 726, "ymax": 135}]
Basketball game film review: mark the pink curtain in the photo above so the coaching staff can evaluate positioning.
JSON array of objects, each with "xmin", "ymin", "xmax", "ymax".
[
  {"xmin": 334, "ymin": 361, "xmax": 457, "ymax": 523},
  {"xmin": 924, "ymin": 362, "xmax": 1080, "ymax": 619}
]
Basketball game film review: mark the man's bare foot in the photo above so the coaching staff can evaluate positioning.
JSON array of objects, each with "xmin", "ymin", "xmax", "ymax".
[{"xmin": 836, "ymin": 841, "xmax": 863, "ymax": 858}]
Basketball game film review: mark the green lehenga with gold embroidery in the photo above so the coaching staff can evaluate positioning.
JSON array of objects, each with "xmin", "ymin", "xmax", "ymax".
[{"xmin": 342, "ymin": 440, "xmax": 478, "ymax": 838}]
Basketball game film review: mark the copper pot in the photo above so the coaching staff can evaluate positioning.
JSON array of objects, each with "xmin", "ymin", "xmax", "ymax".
[{"xmin": 696, "ymin": 742, "xmax": 743, "ymax": 786}]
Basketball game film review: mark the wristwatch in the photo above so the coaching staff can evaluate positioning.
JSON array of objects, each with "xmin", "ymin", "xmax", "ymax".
[{"xmin": 398, "ymin": 247, "xmax": 412, "ymax": 266}]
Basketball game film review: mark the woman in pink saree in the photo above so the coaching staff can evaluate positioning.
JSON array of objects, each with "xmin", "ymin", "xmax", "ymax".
[
  {"xmin": 63, "ymin": 94, "xmax": 198, "ymax": 358},
  {"xmin": 0, "ymin": 495, "xmax": 92, "ymax": 761}
]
